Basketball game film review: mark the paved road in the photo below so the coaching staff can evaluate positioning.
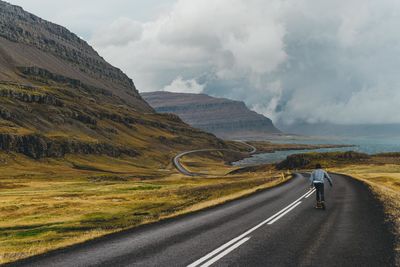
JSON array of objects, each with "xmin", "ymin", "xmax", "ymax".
[
  {"xmin": 233, "ymin": 140, "xmax": 257, "ymax": 154},
  {"xmin": 173, "ymin": 141, "xmax": 256, "ymax": 176},
  {"xmin": 9, "ymin": 173, "xmax": 396, "ymax": 267}
]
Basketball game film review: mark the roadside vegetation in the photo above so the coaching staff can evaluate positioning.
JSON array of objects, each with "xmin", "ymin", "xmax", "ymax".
[{"xmin": 0, "ymin": 148, "xmax": 289, "ymax": 264}]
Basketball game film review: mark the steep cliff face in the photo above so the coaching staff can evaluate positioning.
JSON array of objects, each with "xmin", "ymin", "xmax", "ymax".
[
  {"xmin": 142, "ymin": 91, "xmax": 281, "ymax": 139},
  {"xmin": 0, "ymin": 0, "xmax": 151, "ymax": 111},
  {"xmin": 0, "ymin": 1, "xmax": 228, "ymax": 159}
]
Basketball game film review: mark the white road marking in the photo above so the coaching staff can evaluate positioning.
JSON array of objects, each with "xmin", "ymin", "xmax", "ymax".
[
  {"xmin": 199, "ymin": 237, "xmax": 251, "ymax": 267},
  {"xmin": 267, "ymin": 201, "xmax": 302, "ymax": 225},
  {"xmin": 304, "ymin": 189, "xmax": 316, "ymax": 198},
  {"xmin": 187, "ymin": 188, "xmax": 313, "ymax": 267}
]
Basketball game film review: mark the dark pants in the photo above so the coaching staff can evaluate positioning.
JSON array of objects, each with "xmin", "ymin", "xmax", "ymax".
[{"xmin": 314, "ymin": 183, "xmax": 325, "ymax": 202}]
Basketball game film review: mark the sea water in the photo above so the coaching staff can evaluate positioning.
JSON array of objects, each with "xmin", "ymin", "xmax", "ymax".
[{"xmin": 232, "ymin": 136, "xmax": 400, "ymax": 166}]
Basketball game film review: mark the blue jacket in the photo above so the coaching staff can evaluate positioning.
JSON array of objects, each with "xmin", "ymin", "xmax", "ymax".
[{"xmin": 310, "ymin": 169, "xmax": 333, "ymax": 185}]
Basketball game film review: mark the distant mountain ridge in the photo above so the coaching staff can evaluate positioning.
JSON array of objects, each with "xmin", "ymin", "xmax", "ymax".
[{"xmin": 142, "ymin": 91, "xmax": 281, "ymax": 139}]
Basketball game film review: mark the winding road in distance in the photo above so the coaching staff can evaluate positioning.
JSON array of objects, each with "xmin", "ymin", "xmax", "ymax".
[
  {"xmin": 173, "ymin": 140, "xmax": 257, "ymax": 176},
  {"xmin": 9, "ymin": 173, "xmax": 396, "ymax": 267}
]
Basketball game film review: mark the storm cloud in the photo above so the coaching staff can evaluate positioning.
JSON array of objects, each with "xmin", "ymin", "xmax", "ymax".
[{"xmin": 9, "ymin": 0, "xmax": 400, "ymax": 125}]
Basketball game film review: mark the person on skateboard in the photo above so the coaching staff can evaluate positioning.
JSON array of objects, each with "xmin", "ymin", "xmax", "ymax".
[{"xmin": 310, "ymin": 163, "xmax": 333, "ymax": 209}]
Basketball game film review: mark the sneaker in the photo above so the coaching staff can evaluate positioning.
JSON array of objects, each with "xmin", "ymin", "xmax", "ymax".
[{"xmin": 321, "ymin": 201, "xmax": 326, "ymax": 210}]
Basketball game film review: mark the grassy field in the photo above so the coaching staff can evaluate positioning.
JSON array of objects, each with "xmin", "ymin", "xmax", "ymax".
[
  {"xmin": 179, "ymin": 150, "xmax": 244, "ymax": 176},
  {"xmin": 0, "ymin": 151, "xmax": 289, "ymax": 264},
  {"xmin": 2, "ymin": 145, "xmax": 397, "ymax": 264}
]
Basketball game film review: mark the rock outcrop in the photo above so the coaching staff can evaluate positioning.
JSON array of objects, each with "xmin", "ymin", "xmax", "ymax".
[
  {"xmin": 0, "ymin": 133, "xmax": 139, "ymax": 159},
  {"xmin": 142, "ymin": 91, "xmax": 281, "ymax": 139}
]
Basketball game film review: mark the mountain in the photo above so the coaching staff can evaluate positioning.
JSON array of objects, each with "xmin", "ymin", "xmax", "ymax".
[
  {"xmin": 0, "ymin": 1, "xmax": 151, "ymax": 111},
  {"xmin": 0, "ymin": 1, "xmax": 227, "ymax": 160},
  {"xmin": 142, "ymin": 91, "xmax": 281, "ymax": 139}
]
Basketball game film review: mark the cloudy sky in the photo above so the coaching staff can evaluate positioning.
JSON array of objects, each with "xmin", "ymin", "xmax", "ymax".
[{"xmin": 8, "ymin": 0, "xmax": 400, "ymax": 125}]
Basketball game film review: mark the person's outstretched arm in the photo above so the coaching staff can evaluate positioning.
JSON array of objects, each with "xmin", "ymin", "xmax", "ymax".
[{"xmin": 324, "ymin": 171, "xmax": 333, "ymax": 186}]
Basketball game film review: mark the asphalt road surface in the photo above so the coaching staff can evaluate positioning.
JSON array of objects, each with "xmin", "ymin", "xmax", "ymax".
[{"xmin": 9, "ymin": 173, "xmax": 396, "ymax": 267}]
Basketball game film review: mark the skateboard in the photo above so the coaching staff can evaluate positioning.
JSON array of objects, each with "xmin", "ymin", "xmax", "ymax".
[{"xmin": 314, "ymin": 201, "xmax": 326, "ymax": 210}]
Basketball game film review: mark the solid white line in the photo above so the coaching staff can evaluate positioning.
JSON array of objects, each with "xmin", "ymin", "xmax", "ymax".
[
  {"xmin": 187, "ymin": 188, "xmax": 312, "ymax": 267},
  {"xmin": 186, "ymin": 232, "xmax": 247, "ymax": 267},
  {"xmin": 199, "ymin": 237, "xmax": 251, "ymax": 267},
  {"xmin": 267, "ymin": 201, "xmax": 302, "ymax": 225},
  {"xmin": 186, "ymin": 233, "xmax": 246, "ymax": 267},
  {"xmin": 304, "ymin": 189, "xmax": 316, "ymax": 198}
]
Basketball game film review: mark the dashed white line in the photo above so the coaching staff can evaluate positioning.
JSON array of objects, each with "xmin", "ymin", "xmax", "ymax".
[
  {"xmin": 305, "ymin": 189, "xmax": 316, "ymax": 198},
  {"xmin": 199, "ymin": 237, "xmax": 251, "ymax": 267},
  {"xmin": 187, "ymin": 188, "xmax": 313, "ymax": 267}
]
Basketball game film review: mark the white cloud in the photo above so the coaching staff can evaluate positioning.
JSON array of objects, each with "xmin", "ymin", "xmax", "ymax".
[
  {"xmin": 251, "ymin": 81, "xmax": 283, "ymax": 123},
  {"xmin": 92, "ymin": 0, "xmax": 400, "ymax": 125},
  {"xmin": 91, "ymin": 18, "xmax": 143, "ymax": 47},
  {"xmin": 9, "ymin": 0, "xmax": 400, "ymax": 125},
  {"xmin": 271, "ymin": 0, "xmax": 400, "ymax": 125},
  {"xmin": 90, "ymin": 0, "xmax": 287, "ymax": 93},
  {"xmin": 163, "ymin": 76, "xmax": 204, "ymax": 94}
]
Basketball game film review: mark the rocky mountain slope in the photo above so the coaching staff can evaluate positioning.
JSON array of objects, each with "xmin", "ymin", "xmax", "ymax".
[
  {"xmin": 0, "ymin": 1, "xmax": 150, "ymax": 111},
  {"xmin": 142, "ymin": 91, "xmax": 281, "ymax": 139},
  {"xmin": 0, "ymin": 1, "xmax": 229, "ymax": 161}
]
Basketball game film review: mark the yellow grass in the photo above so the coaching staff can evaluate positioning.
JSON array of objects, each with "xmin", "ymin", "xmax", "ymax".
[
  {"xmin": 0, "ymin": 151, "xmax": 289, "ymax": 264},
  {"xmin": 179, "ymin": 152, "xmax": 238, "ymax": 176}
]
